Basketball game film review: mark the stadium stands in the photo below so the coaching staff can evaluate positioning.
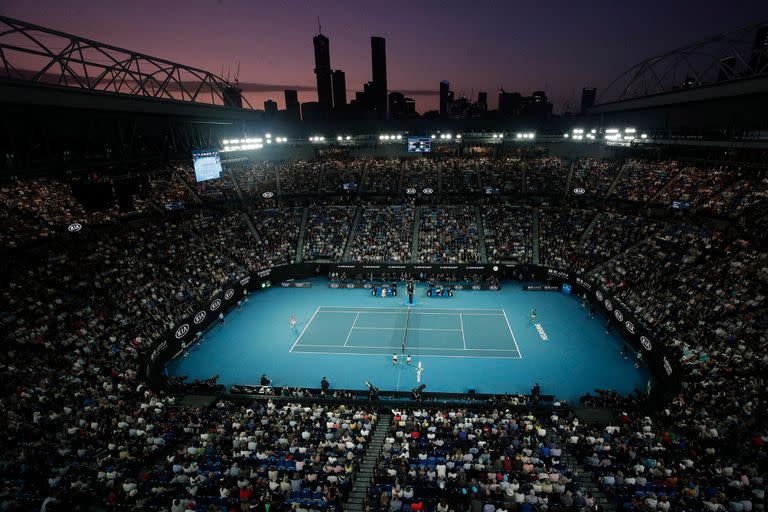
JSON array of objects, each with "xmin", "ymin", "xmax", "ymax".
[{"xmin": 2, "ymin": 155, "xmax": 767, "ymax": 511}]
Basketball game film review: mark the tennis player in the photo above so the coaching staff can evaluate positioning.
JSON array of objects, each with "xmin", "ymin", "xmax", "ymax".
[
  {"xmin": 392, "ymin": 353, "xmax": 398, "ymax": 366},
  {"xmin": 289, "ymin": 315, "xmax": 297, "ymax": 330},
  {"xmin": 530, "ymin": 308, "xmax": 537, "ymax": 322}
]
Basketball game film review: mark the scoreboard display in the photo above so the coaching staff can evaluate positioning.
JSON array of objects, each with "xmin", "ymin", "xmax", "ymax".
[
  {"xmin": 192, "ymin": 150, "xmax": 222, "ymax": 182},
  {"xmin": 408, "ymin": 136, "xmax": 432, "ymax": 153}
]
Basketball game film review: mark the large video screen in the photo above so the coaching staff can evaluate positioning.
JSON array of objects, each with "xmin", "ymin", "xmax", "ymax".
[
  {"xmin": 408, "ymin": 136, "xmax": 431, "ymax": 153},
  {"xmin": 191, "ymin": 150, "xmax": 222, "ymax": 182}
]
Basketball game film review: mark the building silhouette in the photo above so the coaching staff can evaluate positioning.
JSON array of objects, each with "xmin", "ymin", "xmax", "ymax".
[
  {"xmin": 313, "ymin": 33, "xmax": 333, "ymax": 110},
  {"xmin": 581, "ymin": 87, "xmax": 596, "ymax": 112},
  {"xmin": 477, "ymin": 91, "xmax": 488, "ymax": 111},
  {"xmin": 264, "ymin": 99, "xmax": 278, "ymax": 116},
  {"xmin": 371, "ymin": 36, "xmax": 387, "ymax": 119},
  {"xmin": 439, "ymin": 80, "xmax": 450, "ymax": 117},
  {"xmin": 284, "ymin": 89, "xmax": 301, "ymax": 120},
  {"xmin": 332, "ymin": 70, "xmax": 347, "ymax": 110}
]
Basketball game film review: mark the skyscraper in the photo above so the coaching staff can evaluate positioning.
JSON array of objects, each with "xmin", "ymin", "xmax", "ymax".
[
  {"xmin": 284, "ymin": 89, "xmax": 301, "ymax": 120},
  {"xmin": 477, "ymin": 91, "xmax": 488, "ymax": 111},
  {"xmin": 264, "ymin": 99, "xmax": 278, "ymax": 113},
  {"xmin": 313, "ymin": 33, "xmax": 333, "ymax": 110},
  {"xmin": 439, "ymin": 80, "xmax": 450, "ymax": 117},
  {"xmin": 371, "ymin": 36, "xmax": 387, "ymax": 119},
  {"xmin": 580, "ymin": 87, "xmax": 596, "ymax": 112},
  {"xmin": 332, "ymin": 70, "xmax": 347, "ymax": 110}
]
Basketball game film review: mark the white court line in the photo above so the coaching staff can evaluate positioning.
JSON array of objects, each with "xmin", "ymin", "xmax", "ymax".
[
  {"xmin": 296, "ymin": 344, "xmax": 519, "ymax": 351},
  {"xmin": 352, "ymin": 326, "xmax": 462, "ymax": 331},
  {"xmin": 290, "ymin": 306, "xmax": 320, "ymax": 352},
  {"xmin": 459, "ymin": 313, "xmax": 467, "ymax": 350},
  {"xmin": 290, "ymin": 349, "xmax": 522, "ymax": 359},
  {"xmin": 318, "ymin": 306, "xmax": 504, "ymax": 313},
  {"xmin": 315, "ymin": 310, "xmax": 503, "ymax": 316},
  {"xmin": 343, "ymin": 312, "xmax": 360, "ymax": 346},
  {"xmin": 502, "ymin": 309, "xmax": 523, "ymax": 357}
]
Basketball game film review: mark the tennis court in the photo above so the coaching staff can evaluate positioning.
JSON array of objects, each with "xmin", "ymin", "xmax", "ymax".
[{"xmin": 291, "ymin": 306, "xmax": 522, "ymax": 358}]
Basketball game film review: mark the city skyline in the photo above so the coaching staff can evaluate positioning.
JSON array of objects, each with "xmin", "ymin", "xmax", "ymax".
[{"xmin": 3, "ymin": 0, "xmax": 766, "ymax": 113}]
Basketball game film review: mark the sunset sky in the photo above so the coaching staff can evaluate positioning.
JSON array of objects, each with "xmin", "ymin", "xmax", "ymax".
[{"xmin": 4, "ymin": 0, "xmax": 766, "ymax": 112}]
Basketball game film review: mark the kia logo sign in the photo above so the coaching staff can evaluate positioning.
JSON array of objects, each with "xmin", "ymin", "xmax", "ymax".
[
  {"xmin": 640, "ymin": 336, "xmax": 652, "ymax": 351},
  {"xmin": 330, "ymin": 283, "xmax": 340, "ymax": 288},
  {"xmin": 472, "ymin": 285, "xmax": 481, "ymax": 290},
  {"xmin": 363, "ymin": 283, "xmax": 372, "ymax": 289},
  {"xmin": 614, "ymin": 310, "xmax": 623, "ymax": 321},
  {"xmin": 406, "ymin": 188, "xmax": 417, "ymax": 195},
  {"xmin": 604, "ymin": 299, "xmax": 613, "ymax": 311},
  {"xmin": 175, "ymin": 324, "xmax": 190, "ymax": 339},
  {"xmin": 193, "ymin": 311, "xmax": 207, "ymax": 324},
  {"xmin": 625, "ymin": 321, "xmax": 635, "ymax": 334},
  {"xmin": 454, "ymin": 285, "xmax": 464, "ymax": 290},
  {"xmin": 262, "ymin": 191, "xmax": 274, "ymax": 198},
  {"xmin": 596, "ymin": 291, "xmax": 603, "ymax": 301},
  {"xmin": 209, "ymin": 299, "xmax": 222, "ymax": 311},
  {"xmin": 68, "ymin": 222, "xmax": 83, "ymax": 233},
  {"xmin": 423, "ymin": 187, "xmax": 434, "ymax": 195},
  {"xmin": 489, "ymin": 285, "xmax": 499, "ymax": 291},
  {"xmin": 224, "ymin": 289, "xmax": 235, "ymax": 300},
  {"xmin": 573, "ymin": 187, "xmax": 586, "ymax": 195},
  {"xmin": 346, "ymin": 284, "xmax": 355, "ymax": 289},
  {"xmin": 492, "ymin": 266, "xmax": 499, "ymax": 272}
]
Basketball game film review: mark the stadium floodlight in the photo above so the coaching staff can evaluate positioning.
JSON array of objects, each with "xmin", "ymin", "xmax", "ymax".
[
  {"xmin": 640, "ymin": 133, "xmax": 648, "ymax": 139},
  {"xmin": 591, "ymin": 129, "xmax": 596, "ymax": 134},
  {"xmin": 337, "ymin": 136, "xmax": 342, "ymax": 141},
  {"xmin": 516, "ymin": 133, "xmax": 523, "ymax": 139},
  {"xmin": 456, "ymin": 134, "xmax": 461, "ymax": 139},
  {"xmin": 266, "ymin": 133, "xmax": 271, "ymax": 138},
  {"xmin": 396, "ymin": 134, "xmax": 402, "ymax": 140},
  {"xmin": 625, "ymin": 128, "xmax": 636, "ymax": 133},
  {"xmin": 431, "ymin": 134, "xmax": 436, "ymax": 139},
  {"xmin": 445, "ymin": 133, "xmax": 452, "ymax": 139},
  {"xmin": 346, "ymin": 135, "xmax": 351, "ymax": 140},
  {"xmin": 379, "ymin": 135, "xmax": 384, "ymax": 140},
  {"xmin": 605, "ymin": 128, "xmax": 619, "ymax": 134},
  {"xmin": 492, "ymin": 134, "xmax": 498, "ymax": 139},
  {"xmin": 319, "ymin": 136, "xmax": 325, "ymax": 142},
  {"xmin": 498, "ymin": 134, "xmax": 503, "ymax": 139},
  {"xmin": 439, "ymin": 134, "xmax": 445, "ymax": 139},
  {"xmin": 564, "ymin": 133, "xmax": 569, "ymax": 138}
]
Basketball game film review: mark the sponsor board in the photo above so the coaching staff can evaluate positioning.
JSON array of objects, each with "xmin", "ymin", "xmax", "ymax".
[
  {"xmin": 573, "ymin": 187, "xmax": 586, "ymax": 195},
  {"xmin": 224, "ymin": 289, "xmax": 235, "ymax": 300},
  {"xmin": 209, "ymin": 299, "xmax": 222, "ymax": 311},
  {"xmin": 262, "ymin": 191, "xmax": 274, "ymax": 198},
  {"xmin": 193, "ymin": 311, "xmax": 207, "ymax": 325},
  {"xmin": 406, "ymin": 188, "xmax": 417, "ymax": 195},
  {"xmin": 174, "ymin": 324, "xmax": 190, "ymax": 339},
  {"xmin": 67, "ymin": 222, "xmax": 83, "ymax": 233},
  {"xmin": 640, "ymin": 336, "xmax": 652, "ymax": 351},
  {"xmin": 524, "ymin": 285, "xmax": 561, "ymax": 291},
  {"xmin": 614, "ymin": 310, "xmax": 624, "ymax": 321},
  {"xmin": 534, "ymin": 323, "xmax": 549, "ymax": 341},
  {"xmin": 280, "ymin": 282, "xmax": 312, "ymax": 288},
  {"xmin": 625, "ymin": 321, "xmax": 635, "ymax": 334},
  {"xmin": 604, "ymin": 299, "xmax": 613, "ymax": 311},
  {"xmin": 257, "ymin": 269, "xmax": 271, "ymax": 278},
  {"xmin": 423, "ymin": 187, "xmax": 434, "ymax": 194}
]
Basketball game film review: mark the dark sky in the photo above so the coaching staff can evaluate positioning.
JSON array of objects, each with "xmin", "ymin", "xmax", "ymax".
[{"xmin": 4, "ymin": 0, "xmax": 766, "ymax": 112}]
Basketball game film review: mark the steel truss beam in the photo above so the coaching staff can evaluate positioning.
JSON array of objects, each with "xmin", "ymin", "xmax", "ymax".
[{"xmin": 0, "ymin": 16, "xmax": 252, "ymax": 109}]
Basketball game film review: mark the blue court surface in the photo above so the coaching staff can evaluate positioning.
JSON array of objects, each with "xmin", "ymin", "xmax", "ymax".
[{"xmin": 167, "ymin": 279, "xmax": 650, "ymax": 401}]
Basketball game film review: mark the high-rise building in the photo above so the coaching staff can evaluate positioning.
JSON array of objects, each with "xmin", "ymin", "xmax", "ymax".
[
  {"xmin": 264, "ymin": 99, "xmax": 278, "ymax": 114},
  {"xmin": 313, "ymin": 33, "xmax": 333, "ymax": 109},
  {"xmin": 498, "ymin": 89, "xmax": 522, "ymax": 116},
  {"xmin": 477, "ymin": 91, "xmax": 488, "ymax": 111},
  {"xmin": 439, "ymin": 80, "xmax": 450, "ymax": 117},
  {"xmin": 284, "ymin": 89, "xmax": 301, "ymax": 120},
  {"xmin": 749, "ymin": 25, "xmax": 768, "ymax": 74},
  {"xmin": 371, "ymin": 36, "xmax": 387, "ymax": 119},
  {"xmin": 388, "ymin": 92, "xmax": 404, "ymax": 119},
  {"xmin": 332, "ymin": 70, "xmax": 347, "ymax": 110},
  {"xmin": 580, "ymin": 87, "xmax": 596, "ymax": 112}
]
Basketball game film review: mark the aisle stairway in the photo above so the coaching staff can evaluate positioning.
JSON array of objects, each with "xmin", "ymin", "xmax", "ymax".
[
  {"xmin": 411, "ymin": 206, "xmax": 421, "ymax": 262},
  {"xmin": 344, "ymin": 413, "xmax": 391, "ymax": 512},
  {"xmin": 546, "ymin": 431, "xmax": 615, "ymax": 511},
  {"xmin": 295, "ymin": 207, "xmax": 309, "ymax": 262}
]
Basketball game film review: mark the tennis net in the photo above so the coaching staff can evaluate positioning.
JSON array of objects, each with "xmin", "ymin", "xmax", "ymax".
[{"xmin": 401, "ymin": 305, "xmax": 411, "ymax": 353}]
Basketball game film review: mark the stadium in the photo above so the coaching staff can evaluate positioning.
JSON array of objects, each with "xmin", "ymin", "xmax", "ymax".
[{"xmin": 1, "ymin": 6, "xmax": 767, "ymax": 512}]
